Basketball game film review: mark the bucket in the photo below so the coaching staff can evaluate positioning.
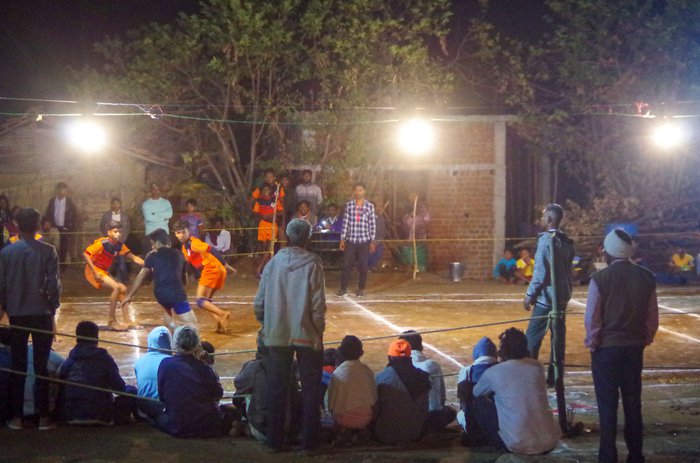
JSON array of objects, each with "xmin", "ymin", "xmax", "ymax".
[
  {"xmin": 400, "ymin": 245, "xmax": 427, "ymax": 272},
  {"xmin": 449, "ymin": 262, "xmax": 464, "ymax": 282}
]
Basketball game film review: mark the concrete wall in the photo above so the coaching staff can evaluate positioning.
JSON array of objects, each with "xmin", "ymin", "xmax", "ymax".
[{"xmin": 0, "ymin": 123, "xmax": 147, "ymax": 260}]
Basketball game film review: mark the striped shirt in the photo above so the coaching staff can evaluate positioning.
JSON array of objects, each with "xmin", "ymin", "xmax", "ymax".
[{"xmin": 341, "ymin": 199, "xmax": 376, "ymax": 243}]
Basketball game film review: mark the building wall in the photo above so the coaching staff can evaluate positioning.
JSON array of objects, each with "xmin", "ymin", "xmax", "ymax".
[
  {"xmin": 385, "ymin": 117, "xmax": 509, "ymax": 279},
  {"xmin": 0, "ymin": 123, "xmax": 147, "ymax": 260}
]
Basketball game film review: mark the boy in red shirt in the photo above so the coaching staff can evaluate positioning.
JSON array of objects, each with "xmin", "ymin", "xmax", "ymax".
[
  {"xmin": 83, "ymin": 221, "xmax": 144, "ymax": 330},
  {"xmin": 253, "ymin": 184, "xmax": 284, "ymax": 277},
  {"xmin": 173, "ymin": 220, "xmax": 231, "ymax": 333}
]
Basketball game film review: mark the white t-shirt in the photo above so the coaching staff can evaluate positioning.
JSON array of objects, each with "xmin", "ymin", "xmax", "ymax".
[
  {"xmin": 326, "ymin": 360, "xmax": 377, "ymax": 416},
  {"xmin": 473, "ymin": 358, "xmax": 561, "ymax": 454}
]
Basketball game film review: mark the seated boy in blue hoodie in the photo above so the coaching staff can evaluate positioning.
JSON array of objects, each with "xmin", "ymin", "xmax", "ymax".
[
  {"xmin": 456, "ymin": 336, "xmax": 498, "ymax": 446},
  {"xmin": 134, "ymin": 326, "xmax": 172, "ymax": 421},
  {"xmin": 58, "ymin": 321, "xmax": 135, "ymax": 425}
]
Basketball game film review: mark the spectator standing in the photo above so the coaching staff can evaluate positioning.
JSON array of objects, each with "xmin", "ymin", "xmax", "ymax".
[
  {"xmin": 180, "ymin": 198, "xmax": 205, "ymax": 239},
  {"xmin": 523, "ymin": 204, "xmax": 575, "ymax": 360},
  {"xmin": 141, "ymin": 184, "xmax": 173, "ymax": 254},
  {"xmin": 204, "ymin": 217, "xmax": 232, "ymax": 254},
  {"xmin": 99, "ymin": 197, "xmax": 131, "ymax": 283},
  {"xmin": 295, "ymin": 200, "xmax": 318, "ymax": 229},
  {"xmin": 295, "ymin": 169, "xmax": 323, "ymax": 215},
  {"xmin": 338, "ymin": 183, "xmax": 376, "ymax": 297},
  {"xmin": 585, "ymin": 229, "xmax": 659, "ymax": 463},
  {"xmin": 58, "ymin": 321, "xmax": 134, "ymax": 426},
  {"xmin": 0, "ymin": 195, "xmax": 11, "ymax": 250},
  {"xmin": 280, "ymin": 174, "xmax": 297, "ymax": 225},
  {"xmin": 254, "ymin": 218, "xmax": 326, "ymax": 451},
  {"xmin": 0, "ymin": 208, "xmax": 61, "ymax": 430},
  {"xmin": 45, "ymin": 182, "xmax": 77, "ymax": 271},
  {"xmin": 472, "ymin": 328, "xmax": 561, "ymax": 454}
]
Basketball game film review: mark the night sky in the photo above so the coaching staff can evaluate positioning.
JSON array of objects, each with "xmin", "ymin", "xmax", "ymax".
[{"xmin": 0, "ymin": 0, "xmax": 544, "ymax": 111}]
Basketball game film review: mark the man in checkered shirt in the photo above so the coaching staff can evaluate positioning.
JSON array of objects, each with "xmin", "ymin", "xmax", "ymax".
[{"xmin": 337, "ymin": 182, "xmax": 376, "ymax": 297}]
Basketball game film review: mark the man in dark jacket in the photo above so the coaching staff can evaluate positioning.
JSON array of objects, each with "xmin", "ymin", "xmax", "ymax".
[
  {"xmin": 45, "ymin": 182, "xmax": 78, "ymax": 271},
  {"xmin": 0, "ymin": 208, "xmax": 61, "ymax": 430},
  {"xmin": 58, "ymin": 321, "xmax": 132, "ymax": 425},
  {"xmin": 523, "ymin": 204, "xmax": 575, "ymax": 360},
  {"xmin": 156, "ymin": 325, "xmax": 228, "ymax": 438},
  {"xmin": 585, "ymin": 229, "xmax": 658, "ymax": 463}
]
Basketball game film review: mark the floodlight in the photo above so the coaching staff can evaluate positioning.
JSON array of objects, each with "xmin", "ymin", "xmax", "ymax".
[{"xmin": 397, "ymin": 118, "xmax": 434, "ymax": 155}]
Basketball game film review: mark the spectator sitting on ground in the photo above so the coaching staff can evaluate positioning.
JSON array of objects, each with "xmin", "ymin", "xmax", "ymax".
[
  {"xmin": 399, "ymin": 330, "xmax": 457, "ymax": 429},
  {"xmin": 204, "ymin": 217, "xmax": 231, "ymax": 255},
  {"xmin": 515, "ymin": 248, "xmax": 534, "ymax": 284},
  {"xmin": 373, "ymin": 339, "xmax": 430, "ymax": 444},
  {"xmin": 326, "ymin": 335, "xmax": 377, "ymax": 435},
  {"xmin": 156, "ymin": 325, "xmax": 230, "ymax": 438},
  {"xmin": 456, "ymin": 337, "xmax": 498, "ymax": 445},
  {"xmin": 471, "ymin": 328, "xmax": 561, "ymax": 454},
  {"xmin": 493, "ymin": 249, "xmax": 517, "ymax": 283},
  {"xmin": 134, "ymin": 327, "xmax": 172, "ymax": 421},
  {"xmin": 295, "ymin": 200, "xmax": 318, "ymax": 229},
  {"xmin": 669, "ymin": 247, "xmax": 695, "ymax": 285},
  {"xmin": 58, "ymin": 321, "xmax": 135, "ymax": 426}
]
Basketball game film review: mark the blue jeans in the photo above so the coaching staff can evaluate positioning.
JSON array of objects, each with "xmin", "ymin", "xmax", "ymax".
[
  {"xmin": 592, "ymin": 346, "xmax": 645, "ymax": 463},
  {"xmin": 266, "ymin": 346, "xmax": 323, "ymax": 450}
]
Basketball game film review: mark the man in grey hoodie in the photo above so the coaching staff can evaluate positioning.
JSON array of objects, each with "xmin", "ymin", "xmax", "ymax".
[{"xmin": 254, "ymin": 218, "xmax": 326, "ymax": 452}]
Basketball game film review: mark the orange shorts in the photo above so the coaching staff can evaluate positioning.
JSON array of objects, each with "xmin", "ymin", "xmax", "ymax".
[
  {"xmin": 199, "ymin": 261, "xmax": 227, "ymax": 290},
  {"xmin": 85, "ymin": 266, "xmax": 109, "ymax": 289},
  {"xmin": 257, "ymin": 220, "xmax": 278, "ymax": 242}
]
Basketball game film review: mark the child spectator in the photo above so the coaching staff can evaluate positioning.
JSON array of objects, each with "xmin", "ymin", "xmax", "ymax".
[
  {"xmin": 373, "ymin": 339, "xmax": 430, "ymax": 444},
  {"xmin": 252, "ymin": 184, "xmax": 284, "ymax": 277},
  {"xmin": 122, "ymin": 229, "xmax": 199, "ymax": 332},
  {"xmin": 669, "ymin": 247, "xmax": 695, "ymax": 285},
  {"xmin": 399, "ymin": 330, "xmax": 456, "ymax": 429},
  {"xmin": 322, "ymin": 348, "xmax": 340, "ymax": 396},
  {"xmin": 493, "ymin": 249, "xmax": 517, "ymax": 283},
  {"xmin": 173, "ymin": 221, "xmax": 231, "ymax": 333},
  {"xmin": 134, "ymin": 326, "xmax": 172, "ymax": 421},
  {"xmin": 58, "ymin": 321, "xmax": 135, "ymax": 426},
  {"xmin": 204, "ymin": 217, "xmax": 231, "ymax": 254},
  {"xmin": 326, "ymin": 335, "xmax": 377, "ymax": 433},
  {"xmin": 472, "ymin": 328, "xmax": 561, "ymax": 454},
  {"xmin": 156, "ymin": 325, "xmax": 230, "ymax": 437},
  {"xmin": 456, "ymin": 337, "xmax": 498, "ymax": 445},
  {"xmin": 83, "ymin": 221, "xmax": 144, "ymax": 331},
  {"xmin": 40, "ymin": 217, "xmax": 60, "ymax": 252},
  {"xmin": 515, "ymin": 248, "xmax": 534, "ymax": 283},
  {"xmin": 180, "ymin": 198, "xmax": 205, "ymax": 239}
]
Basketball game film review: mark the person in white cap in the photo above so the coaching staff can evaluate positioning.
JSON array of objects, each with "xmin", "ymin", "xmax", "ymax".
[{"xmin": 584, "ymin": 228, "xmax": 659, "ymax": 463}]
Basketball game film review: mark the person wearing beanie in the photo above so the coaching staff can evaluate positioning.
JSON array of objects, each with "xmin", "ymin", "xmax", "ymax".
[
  {"xmin": 472, "ymin": 328, "xmax": 561, "ymax": 454},
  {"xmin": 585, "ymin": 228, "xmax": 658, "ymax": 463},
  {"xmin": 373, "ymin": 339, "xmax": 431, "ymax": 444},
  {"xmin": 58, "ymin": 321, "xmax": 134, "ymax": 426},
  {"xmin": 134, "ymin": 327, "xmax": 172, "ymax": 420},
  {"xmin": 523, "ymin": 203, "xmax": 575, "ymax": 363},
  {"xmin": 456, "ymin": 337, "xmax": 499, "ymax": 442},
  {"xmin": 156, "ymin": 325, "xmax": 230, "ymax": 437},
  {"xmin": 326, "ymin": 335, "xmax": 377, "ymax": 434},
  {"xmin": 254, "ymin": 218, "xmax": 326, "ymax": 451}
]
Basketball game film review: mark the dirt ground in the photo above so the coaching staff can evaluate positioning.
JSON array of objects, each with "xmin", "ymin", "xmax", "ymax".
[{"xmin": 2, "ymin": 260, "xmax": 700, "ymax": 462}]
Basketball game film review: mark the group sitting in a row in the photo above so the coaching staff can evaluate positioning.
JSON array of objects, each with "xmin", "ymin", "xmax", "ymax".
[{"xmin": 1, "ymin": 322, "xmax": 560, "ymax": 455}]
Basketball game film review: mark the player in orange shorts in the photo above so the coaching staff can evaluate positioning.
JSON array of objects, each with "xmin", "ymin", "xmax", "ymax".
[
  {"xmin": 173, "ymin": 220, "xmax": 231, "ymax": 333},
  {"xmin": 83, "ymin": 220, "xmax": 144, "ymax": 331},
  {"xmin": 253, "ymin": 183, "xmax": 284, "ymax": 277}
]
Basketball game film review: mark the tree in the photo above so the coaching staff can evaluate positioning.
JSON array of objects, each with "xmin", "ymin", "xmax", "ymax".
[{"xmin": 75, "ymin": 0, "xmax": 453, "ymax": 215}]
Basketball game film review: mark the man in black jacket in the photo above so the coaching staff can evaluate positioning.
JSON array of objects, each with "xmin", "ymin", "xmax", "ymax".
[
  {"xmin": 45, "ymin": 182, "xmax": 78, "ymax": 271},
  {"xmin": 0, "ymin": 208, "xmax": 61, "ymax": 430}
]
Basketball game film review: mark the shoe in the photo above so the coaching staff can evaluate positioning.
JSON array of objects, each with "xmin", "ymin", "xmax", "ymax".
[
  {"xmin": 7, "ymin": 417, "xmax": 23, "ymax": 430},
  {"xmin": 356, "ymin": 290, "xmax": 365, "ymax": 297},
  {"xmin": 335, "ymin": 289, "xmax": 347, "ymax": 297},
  {"xmin": 38, "ymin": 417, "xmax": 56, "ymax": 430}
]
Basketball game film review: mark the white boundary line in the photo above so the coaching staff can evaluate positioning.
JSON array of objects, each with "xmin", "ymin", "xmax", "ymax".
[
  {"xmin": 343, "ymin": 296, "xmax": 464, "ymax": 368},
  {"xmin": 658, "ymin": 304, "xmax": 700, "ymax": 320},
  {"xmin": 570, "ymin": 299, "xmax": 700, "ymax": 344}
]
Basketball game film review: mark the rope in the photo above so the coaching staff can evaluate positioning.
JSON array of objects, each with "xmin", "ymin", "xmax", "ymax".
[{"xmin": 0, "ymin": 366, "xmax": 162, "ymax": 403}]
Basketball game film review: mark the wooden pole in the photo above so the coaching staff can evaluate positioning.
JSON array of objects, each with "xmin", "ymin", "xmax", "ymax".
[
  {"xmin": 412, "ymin": 195, "xmax": 419, "ymax": 279},
  {"xmin": 269, "ymin": 181, "xmax": 282, "ymax": 255}
]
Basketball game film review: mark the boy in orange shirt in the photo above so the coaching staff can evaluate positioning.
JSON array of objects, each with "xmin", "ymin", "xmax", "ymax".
[
  {"xmin": 83, "ymin": 221, "xmax": 144, "ymax": 330},
  {"xmin": 253, "ymin": 184, "xmax": 284, "ymax": 277},
  {"xmin": 173, "ymin": 220, "xmax": 231, "ymax": 332}
]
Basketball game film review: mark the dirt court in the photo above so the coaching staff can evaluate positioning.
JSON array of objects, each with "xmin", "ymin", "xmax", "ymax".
[{"xmin": 2, "ymin": 263, "xmax": 700, "ymax": 462}]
